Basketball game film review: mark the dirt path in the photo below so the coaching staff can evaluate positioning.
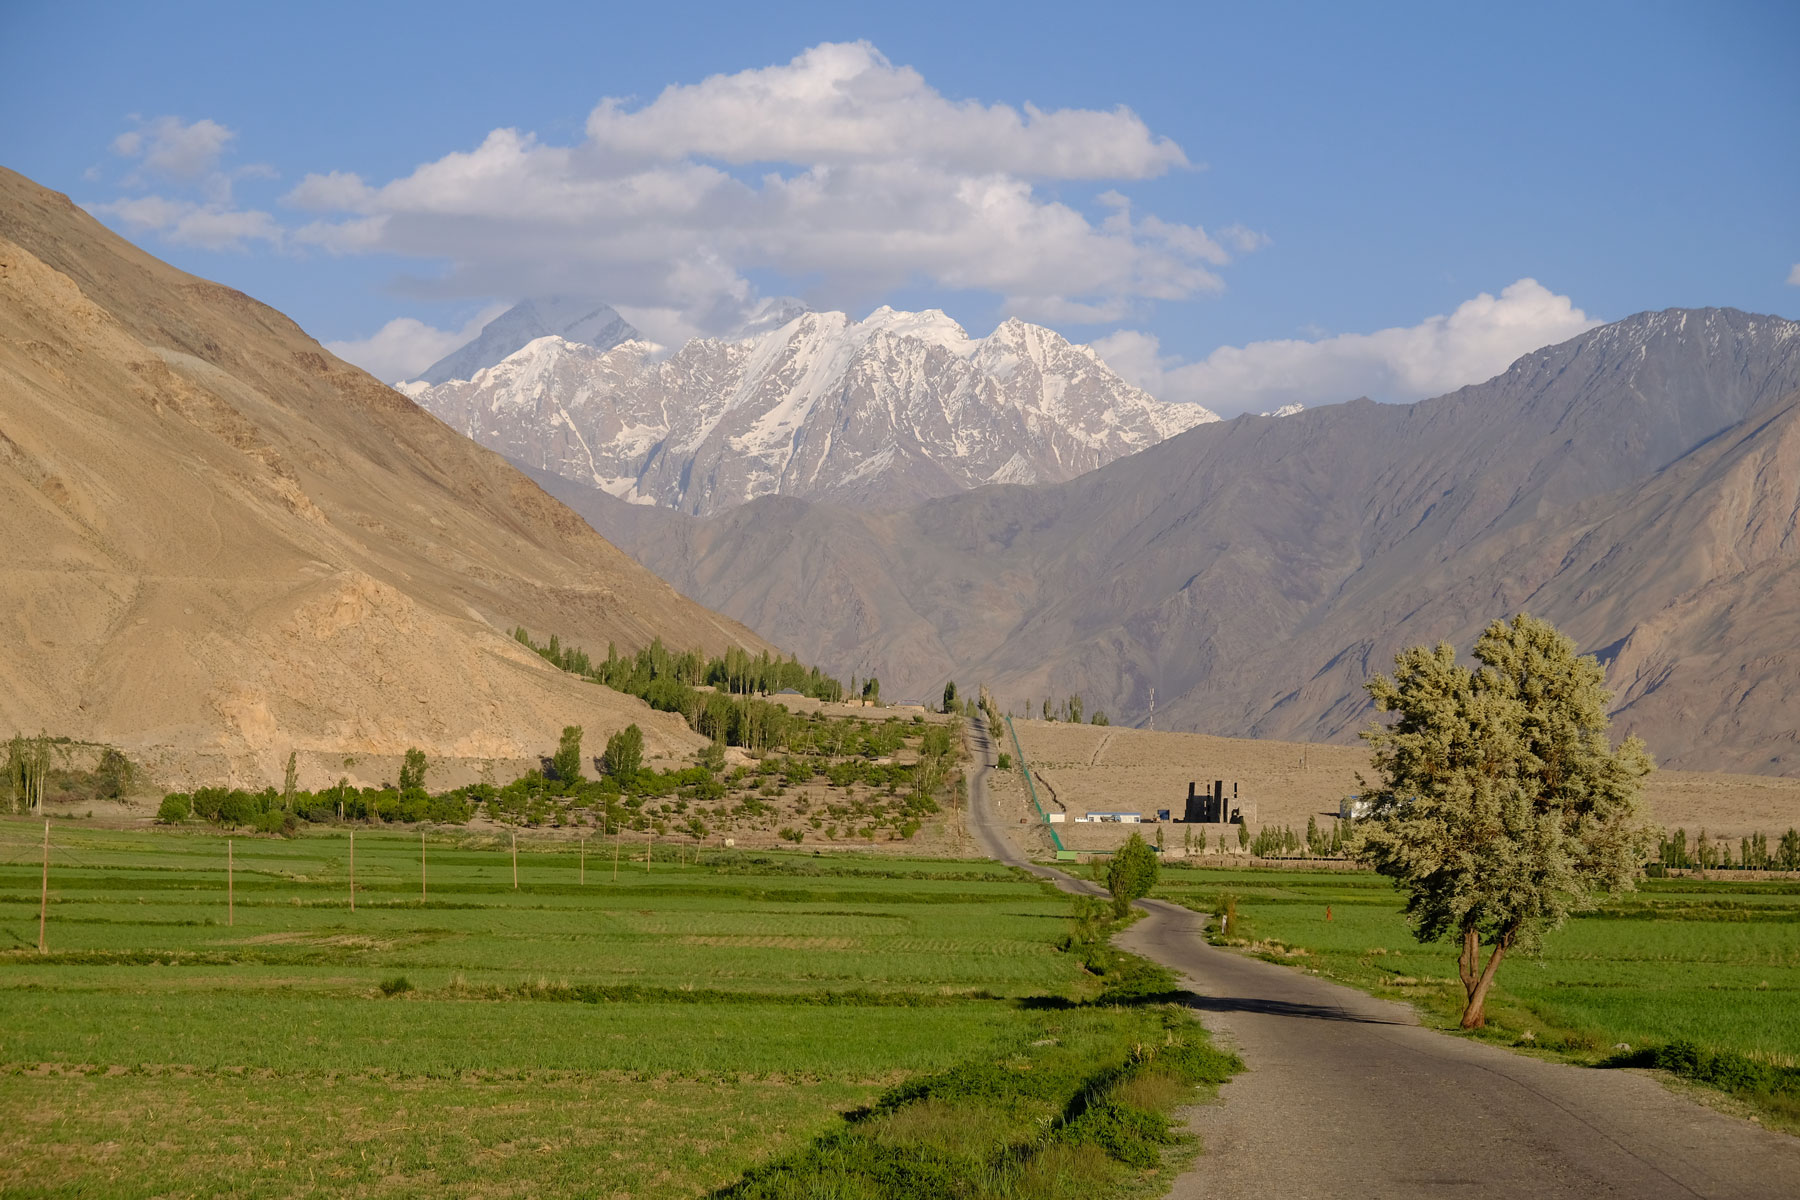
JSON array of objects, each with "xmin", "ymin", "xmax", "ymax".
[{"xmin": 963, "ymin": 715, "xmax": 1800, "ymax": 1199}]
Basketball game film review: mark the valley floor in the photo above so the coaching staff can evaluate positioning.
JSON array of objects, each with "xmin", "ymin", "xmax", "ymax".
[{"xmin": 0, "ymin": 819, "xmax": 1227, "ymax": 1199}]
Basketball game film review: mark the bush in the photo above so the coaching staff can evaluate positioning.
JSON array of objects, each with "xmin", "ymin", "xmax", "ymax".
[
  {"xmin": 253, "ymin": 809, "xmax": 297, "ymax": 836},
  {"xmin": 378, "ymin": 976, "xmax": 413, "ymax": 996},
  {"xmin": 156, "ymin": 793, "xmax": 191, "ymax": 824}
]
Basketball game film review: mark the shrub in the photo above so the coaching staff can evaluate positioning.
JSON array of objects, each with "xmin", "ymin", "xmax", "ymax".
[
  {"xmin": 253, "ymin": 809, "xmax": 297, "ymax": 836},
  {"xmin": 156, "ymin": 793, "xmax": 191, "ymax": 824},
  {"xmin": 378, "ymin": 976, "xmax": 413, "ymax": 996}
]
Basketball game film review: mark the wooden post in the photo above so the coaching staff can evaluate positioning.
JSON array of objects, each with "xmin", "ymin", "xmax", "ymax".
[
  {"xmin": 421, "ymin": 829, "xmax": 427, "ymax": 899},
  {"xmin": 580, "ymin": 837, "xmax": 586, "ymax": 885},
  {"xmin": 646, "ymin": 832, "xmax": 652, "ymax": 872},
  {"xmin": 612, "ymin": 828, "xmax": 619, "ymax": 882},
  {"xmin": 511, "ymin": 828, "xmax": 518, "ymax": 890},
  {"xmin": 38, "ymin": 820, "xmax": 49, "ymax": 954},
  {"xmin": 349, "ymin": 830, "xmax": 355, "ymax": 911},
  {"xmin": 228, "ymin": 837, "xmax": 234, "ymax": 927}
]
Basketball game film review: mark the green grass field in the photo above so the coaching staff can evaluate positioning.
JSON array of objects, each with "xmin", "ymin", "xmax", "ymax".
[
  {"xmin": 1151, "ymin": 866, "xmax": 1800, "ymax": 1121},
  {"xmin": 0, "ymin": 820, "xmax": 1232, "ymax": 1198}
]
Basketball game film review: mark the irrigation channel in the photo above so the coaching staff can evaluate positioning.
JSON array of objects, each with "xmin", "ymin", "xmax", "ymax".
[{"xmin": 964, "ymin": 712, "xmax": 1800, "ymax": 1200}]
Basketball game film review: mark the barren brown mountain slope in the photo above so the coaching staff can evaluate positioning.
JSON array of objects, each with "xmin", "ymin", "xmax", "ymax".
[
  {"xmin": 0, "ymin": 168, "xmax": 769, "ymax": 787},
  {"xmin": 563, "ymin": 308, "xmax": 1800, "ymax": 774}
]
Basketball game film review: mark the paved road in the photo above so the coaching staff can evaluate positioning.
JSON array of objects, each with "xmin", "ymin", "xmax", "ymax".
[{"xmin": 964, "ymin": 714, "xmax": 1800, "ymax": 1200}]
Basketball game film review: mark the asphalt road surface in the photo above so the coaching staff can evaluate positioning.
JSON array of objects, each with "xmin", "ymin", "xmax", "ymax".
[{"xmin": 964, "ymin": 714, "xmax": 1800, "ymax": 1200}]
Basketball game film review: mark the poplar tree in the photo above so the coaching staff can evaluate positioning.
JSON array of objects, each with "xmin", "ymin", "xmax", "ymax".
[
  {"xmin": 399, "ymin": 747, "xmax": 429, "ymax": 793},
  {"xmin": 1357, "ymin": 614, "xmax": 1653, "ymax": 1029},
  {"xmin": 551, "ymin": 726, "xmax": 583, "ymax": 785},
  {"xmin": 602, "ymin": 724, "xmax": 643, "ymax": 785}
]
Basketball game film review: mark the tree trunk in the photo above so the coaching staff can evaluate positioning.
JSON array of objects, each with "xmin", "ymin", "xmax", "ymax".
[
  {"xmin": 1457, "ymin": 925, "xmax": 1480, "ymax": 998},
  {"xmin": 1459, "ymin": 931, "xmax": 1513, "ymax": 1029}
]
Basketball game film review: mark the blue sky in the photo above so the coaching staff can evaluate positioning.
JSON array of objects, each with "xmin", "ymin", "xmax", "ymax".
[{"xmin": 3, "ymin": 0, "xmax": 1795, "ymax": 411}]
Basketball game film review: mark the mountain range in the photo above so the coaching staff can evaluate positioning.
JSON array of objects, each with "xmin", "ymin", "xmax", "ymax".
[
  {"xmin": 405, "ymin": 307, "xmax": 1217, "ymax": 515},
  {"xmin": 0, "ymin": 169, "xmax": 765, "ymax": 787},
  {"xmin": 415, "ymin": 295, "xmax": 639, "ymax": 385},
  {"xmin": 535, "ymin": 307, "xmax": 1800, "ymax": 774}
]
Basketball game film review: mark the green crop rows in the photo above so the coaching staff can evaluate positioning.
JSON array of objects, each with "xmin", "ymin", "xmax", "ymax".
[
  {"xmin": 1153, "ymin": 866, "xmax": 1800, "ymax": 1125},
  {"xmin": 0, "ymin": 821, "xmax": 1233, "ymax": 1198}
]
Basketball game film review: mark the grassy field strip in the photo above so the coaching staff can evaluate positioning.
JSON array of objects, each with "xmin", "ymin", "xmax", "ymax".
[
  {"xmin": 1152, "ymin": 867, "xmax": 1800, "ymax": 1125},
  {"xmin": 0, "ymin": 821, "xmax": 1238, "ymax": 1198},
  {"xmin": 4, "ymin": 1072, "xmax": 868, "ymax": 1200}
]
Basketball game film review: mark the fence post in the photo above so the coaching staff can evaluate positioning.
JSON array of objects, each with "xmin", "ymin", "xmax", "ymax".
[
  {"xmin": 228, "ymin": 837, "xmax": 234, "ymax": 927},
  {"xmin": 512, "ymin": 829, "xmax": 518, "ymax": 890},
  {"xmin": 349, "ymin": 830, "xmax": 355, "ymax": 911},
  {"xmin": 38, "ymin": 820, "xmax": 49, "ymax": 953},
  {"xmin": 421, "ymin": 829, "xmax": 427, "ymax": 899}
]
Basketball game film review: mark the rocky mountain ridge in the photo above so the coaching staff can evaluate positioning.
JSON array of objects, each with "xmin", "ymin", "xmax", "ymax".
[
  {"xmin": 408, "ymin": 306, "xmax": 1218, "ymax": 515},
  {"xmin": 415, "ymin": 295, "xmax": 639, "ymax": 385},
  {"xmin": 542, "ymin": 306, "xmax": 1800, "ymax": 774}
]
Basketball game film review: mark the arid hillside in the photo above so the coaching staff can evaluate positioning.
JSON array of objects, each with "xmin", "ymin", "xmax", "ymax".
[
  {"xmin": 0, "ymin": 168, "xmax": 770, "ymax": 788},
  {"xmin": 562, "ymin": 309, "xmax": 1800, "ymax": 775}
]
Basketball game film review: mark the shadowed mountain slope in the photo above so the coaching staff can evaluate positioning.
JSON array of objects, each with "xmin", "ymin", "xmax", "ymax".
[
  {"xmin": 549, "ymin": 308, "xmax": 1800, "ymax": 773},
  {"xmin": 0, "ymin": 168, "xmax": 769, "ymax": 787}
]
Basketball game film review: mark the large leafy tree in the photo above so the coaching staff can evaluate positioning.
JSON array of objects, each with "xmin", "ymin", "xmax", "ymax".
[
  {"xmin": 1106, "ymin": 832, "xmax": 1160, "ymax": 918},
  {"xmin": 1357, "ymin": 614, "xmax": 1653, "ymax": 1028}
]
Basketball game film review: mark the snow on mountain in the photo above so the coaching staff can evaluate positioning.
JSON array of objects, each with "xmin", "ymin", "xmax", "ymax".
[
  {"xmin": 410, "ymin": 308, "xmax": 1219, "ymax": 516},
  {"xmin": 411, "ymin": 297, "xmax": 640, "ymax": 386}
]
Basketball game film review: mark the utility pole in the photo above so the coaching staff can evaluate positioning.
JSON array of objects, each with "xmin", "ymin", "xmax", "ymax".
[{"xmin": 38, "ymin": 820, "xmax": 49, "ymax": 953}]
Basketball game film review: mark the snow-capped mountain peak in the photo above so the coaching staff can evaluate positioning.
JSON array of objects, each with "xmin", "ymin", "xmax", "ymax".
[
  {"xmin": 409, "ymin": 308, "xmax": 1219, "ymax": 515},
  {"xmin": 410, "ymin": 297, "xmax": 640, "ymax": 386}
]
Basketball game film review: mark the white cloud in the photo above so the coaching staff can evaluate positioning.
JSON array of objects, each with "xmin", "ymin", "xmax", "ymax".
[
  {"xmin": 282, "ymin": 41, "xmax": 1257, "ymax": 336},
  {"xmin": 85, "ymin": 194, "xmax": 282, "ymax": 252},
  {"xmin": 1788, "ymin": 262, "xmax": 1800, "ymax": 286},
  {"xmin": 92, "ymin": 115, "xmax": 282, "ymax": 252},
  {"xmin": 112, "ymin": 115, "xmax": 236, "ymax": 181},
  {"xmin": 324, "ymin": 305, "xmax": 509, "ymax": 382},
  {"xmin": 1095, "ymin": 279, "xmax": 1600, "ymax": 416},
  {"xmin": 581, "ymin": 41, "xmax": 1187, "ymax": 180}
]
